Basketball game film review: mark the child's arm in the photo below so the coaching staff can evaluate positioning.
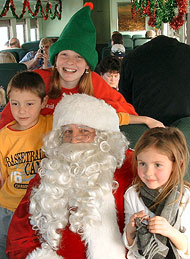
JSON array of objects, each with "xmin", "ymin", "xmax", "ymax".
[
  {"xmin": 129, "ymin": 114, "xmax": 165, "ymax": 128},
  {"xmin": 148, "ymin": 216, "xmax": 188, "ymax": 253}
]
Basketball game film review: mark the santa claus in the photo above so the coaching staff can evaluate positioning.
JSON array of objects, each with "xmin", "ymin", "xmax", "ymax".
[{"xmin": 6, "ymin": 94, "xmax": 134, "ymax": 259}]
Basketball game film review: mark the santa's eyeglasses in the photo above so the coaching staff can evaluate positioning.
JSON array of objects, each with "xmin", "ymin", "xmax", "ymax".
[
  {"xmin": 61, "ymin": 125, "xmax": 96, "ymax": 143},
  {"xmin": 63, "ymin": 133, "xmax": 95, "ymax": 143}
]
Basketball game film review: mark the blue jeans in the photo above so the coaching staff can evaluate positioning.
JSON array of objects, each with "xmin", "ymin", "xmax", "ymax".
[{"xmin": 0, "ymin": 207, "xmax": 13, "ymax": 259}]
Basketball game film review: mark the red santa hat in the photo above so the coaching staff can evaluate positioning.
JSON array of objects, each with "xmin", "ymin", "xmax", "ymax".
[{"xmin": 53, "ymin": 93, "xmax": 120, "ymax": 132}]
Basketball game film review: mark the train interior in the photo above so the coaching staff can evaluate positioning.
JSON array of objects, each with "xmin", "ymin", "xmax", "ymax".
[{"xmin": 0, "ymin": 0, "xmax": 190, "ymax": 164}]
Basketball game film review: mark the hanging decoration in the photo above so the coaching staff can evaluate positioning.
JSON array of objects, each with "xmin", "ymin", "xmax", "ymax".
[
  {"xmin": 0, "ymin": 0, "xmax": 62, "ymax": 20},
  {"xmin": 131, "ymin": 0, "xmax": 188, "ymax": 30}
]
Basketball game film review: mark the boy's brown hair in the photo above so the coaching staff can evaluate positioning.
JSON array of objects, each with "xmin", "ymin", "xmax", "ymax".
[{"xmin": 7, "ymin": 71, "xmax": 46, "ymax": 102}]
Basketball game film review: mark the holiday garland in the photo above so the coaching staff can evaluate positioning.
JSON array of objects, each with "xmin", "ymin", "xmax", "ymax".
[
  {"xmin": 131, "ymin": 0, "xmax": 188, "ymax": 30},
  {"xmin": 0, "ymin": 0, "xmax": 62, "ymax": 20}
]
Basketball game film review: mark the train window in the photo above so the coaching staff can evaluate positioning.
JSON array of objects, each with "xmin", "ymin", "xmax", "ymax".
[
  {"xmin": 0, "ymin": 17, "xmax": 39, "ymax": 49},
  {"xmin": 118, "ymin": 2, "xmax": 145, "ymax": 32},
  {"xmin": 30, "ymin": 18, "xmax": 37, "ymax": 41},
  {"xmin": 0, "ymin": 20, "xmax": 10, "ymax": 50},
  {"xmin": 16, "ymin": 21, "xmax": 25, "ymax": 45}
]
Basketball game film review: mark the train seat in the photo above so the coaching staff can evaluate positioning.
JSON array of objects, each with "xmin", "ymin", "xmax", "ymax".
[
  {"xmin": 21, "ymin": 40, "xmax": 40, "ymax": 52},
  {"xmin": 120, "ymin": 124, "xmax": 148, "ymax": 150},
  {"xmin": 123, "ymin": 38, "xmax": 134, "ymax": 50},
  {"xmin": 0, "ymin": 49, "xmax": 20, "ymax": 63},
  {"xmin": 0, "ymin": 49, "xmax": 28, "ymax": 62},
  {"xmin": 123, "ymin": 34, "xmax": 132, "ymax": 39},
  {"xmin": 0, "ymin": 63, "xmax": 27, "ymax": 102},
  {"xmin": 133, "ymin": 38, "xmax": 151, "ymax": 48},
  {"xmin": 101, "ymin": 46, "xmax": 111, "ymax": 59},
  {"xmin": 96, "ymin": 43, "xmax": 108, "ymax": 63},
  {"xmin": 132, "ymin": 34, "xmax": 144, "ymax": 40}
]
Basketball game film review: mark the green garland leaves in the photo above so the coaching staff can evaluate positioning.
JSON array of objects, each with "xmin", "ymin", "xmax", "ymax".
[
  {"xmin": 0, "ymin": 0, "xmax": 62, "ymax": 20},
  {"xmin": 131, "ymin": 0, "xmax": 187, "ymax": 30}
]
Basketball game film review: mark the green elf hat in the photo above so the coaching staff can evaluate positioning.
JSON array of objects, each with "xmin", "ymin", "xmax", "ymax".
[{"xmin": 49, "ymin": 2, "xmax": 98, "ymax": 71}]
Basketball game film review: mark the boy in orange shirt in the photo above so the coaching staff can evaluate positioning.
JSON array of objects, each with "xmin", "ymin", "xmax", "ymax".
[{"xmin": 0, "ymin": 71, "xmax": 52, "ymax": 259}]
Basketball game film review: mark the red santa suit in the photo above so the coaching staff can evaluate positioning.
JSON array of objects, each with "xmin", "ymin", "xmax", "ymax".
[{"xmin": 6, "ymin": 149, "xmax": 134, "ymax": 259}]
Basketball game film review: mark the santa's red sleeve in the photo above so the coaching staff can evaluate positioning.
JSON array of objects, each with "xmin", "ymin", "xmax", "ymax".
[
  {"xmin": 0, "ymin": 102, "xmax": 14, "ymax": 130},
  {"xmin": 6, "ymin": 174, "xmax": 42, "ymax": 259},
  {"xmin": 114, "ymin": 149, "xmax": 134, "ymax": 233}
]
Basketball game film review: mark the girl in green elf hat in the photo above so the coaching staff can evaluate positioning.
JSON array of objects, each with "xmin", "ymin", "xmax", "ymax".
[{"xmin": 0, "ymin": 2, "xmax": 164, "ymax": 130}]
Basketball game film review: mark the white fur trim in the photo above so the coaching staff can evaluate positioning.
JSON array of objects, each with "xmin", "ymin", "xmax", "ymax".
[
  {"xmin": 84, "ymin": 192, "xmax": 126, "ymax": 259},
  {"xmin": 53, "ymin": 94, "xmax": 120, "ymax": 132},
  {"xmin": 26, "ymin": 246, "xmax": 63, "ymax": 259},
  {"xmin": 27, "ymin": 193, "xmax": 125, "ymax": 259}
]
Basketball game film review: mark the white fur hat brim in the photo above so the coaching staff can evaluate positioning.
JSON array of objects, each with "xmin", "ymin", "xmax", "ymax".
[{"xmin": 53, "ymin": 94, "xmax": 120, "ymax": 132}]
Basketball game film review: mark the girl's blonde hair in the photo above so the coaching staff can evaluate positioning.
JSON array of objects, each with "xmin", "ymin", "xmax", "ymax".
[
  {"xmin": 48, "ymin": 64, "xmax": 93, "ymax": 99},
  {"xmin": 0, "ymin": 52, "xmax": 17, "ymax": 63},
  {"xmin": 39, "ymin": 37, "xmax": 54, "ymax": 49},
  {"xmin": 133, "ymin": 127, "xmax": 189, "ymax": 207}
]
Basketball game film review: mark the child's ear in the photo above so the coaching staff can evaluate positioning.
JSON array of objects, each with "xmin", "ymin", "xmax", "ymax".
[{"xmin": 41, "ymin": 95, "xmax": 48, "ymax": 109}]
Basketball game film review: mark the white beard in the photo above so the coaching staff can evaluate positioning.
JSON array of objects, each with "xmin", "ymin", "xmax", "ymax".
[
  {"xmin": 30, "ymin": 142, "xmax": 118, "ymax": 246},
  {"xmin": 28, "ymin": 136, "xmax": 127, "ymax": 259}
]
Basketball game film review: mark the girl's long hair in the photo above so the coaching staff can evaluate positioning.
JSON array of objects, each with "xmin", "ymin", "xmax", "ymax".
[
  {"xmin": 133, "ymin": 127, "xmax": 190, "ymax": 208},
  {"xmin": 48, "ymin": 63, "xmax": 93, "ymax": 99}
]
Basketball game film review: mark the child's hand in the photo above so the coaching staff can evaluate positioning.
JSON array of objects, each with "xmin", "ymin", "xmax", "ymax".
[
  {"xmin": 126, "ymin": 210, "xmax": 148, "ymax": 245},
  {"xmin": 35, "ymin": 49, "xmax": 44, "ymax": 60},
  {"xmin": 148, "ymin": 216, "xmax": 188, "ymax": 252},
  {"xmin": 148, "ymin": 216, "xmax": 173, "ymax": 238},
  {"xmin": 144, "ymin": 117, "xmax": 165, "ymax": 128},
  {"xmin": 42, "ymin": 52, "xmax": 49, "ymax": 69}
]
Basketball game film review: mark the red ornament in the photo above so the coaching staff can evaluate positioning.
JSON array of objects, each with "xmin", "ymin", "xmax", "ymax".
[
  {"xmin": 25, "ymin": 0, "xmax": 30, "ymax": 8},
  {"xmin": 170, "ymin": 0, "xmax": 187, "ymax": 30},
  {"xmin": 131, "ymin": 0, "xmax": 187, "ymax": 30}
]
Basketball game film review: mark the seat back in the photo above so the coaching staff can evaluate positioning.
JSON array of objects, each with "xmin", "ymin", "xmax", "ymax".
[
  {"xmin": 17, "ymin": 49, "xmax": 28, "ymax": 61},
  {"xmin": 0, "ymin": 49, "xmax": 28, "ymax": 62},
  {"xmin": 21, "ymin": 40, "xmax": 40, "ymax": 52},
  {"xmin": 101, "ymin": 46, "xmax": 111, "ymax": 59},
  {"xmin": 0, "ymin": 63, "xmax": 27, "ymax": 102},
  {"xmin": 96, "ymin": 43, "xmax": 108, "ymax": 63},
  {"xmin": 133, "ymin": 38, "xmax": 151, "ymax": 48},
  {"xmin": 120, "ymin": 124, "xmax": 148, "ymax": 150},
  {"xmin": 123, "ymin": 34, "xmax": 132, "ymax": 39},
  {"xmin": 132, "ymin": 34, "xmax": 144, "ymax": 40},
  {"xmin": 0, "ymin": 49, "xmax": 19, "ymax": 63},
  {"xmin": 123, "ymin": 38, "xmax": 134, "ymax": 50}
]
